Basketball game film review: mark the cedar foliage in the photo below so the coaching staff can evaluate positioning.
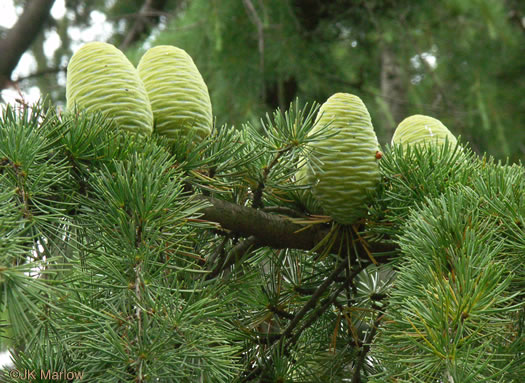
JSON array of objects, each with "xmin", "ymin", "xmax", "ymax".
[{"xmin": 0, "ymin": 100, "xmax": 523, "ymax": 382}]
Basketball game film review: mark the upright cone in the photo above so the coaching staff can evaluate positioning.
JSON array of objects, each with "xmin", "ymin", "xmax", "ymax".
[
  {"xmin": 137, "ymin": 45, "xmax": 213, "ymax": 143},
  {"xmin": 294, "ymin": 157, "xmax": 323, "ymax": 215},
  {"xmin": 307, "ymin": 93, "xmax": 381, "ymax": 224},
  {"xmin": 66, "ymin": 42, "xmax": 153, "ymax": 136},
  {"xmin": 392, "ymin": 114, "xmax": 457, "ymax": 147}
]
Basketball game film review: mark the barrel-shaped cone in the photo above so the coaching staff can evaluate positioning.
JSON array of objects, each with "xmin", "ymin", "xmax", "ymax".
[
  {"xmin": 66, "ymin": 42, "xmax": 154, "ymax": 136},
  {"xmin": 392, "ymin": 114, "xmax": 457, "ymax": 147},
  {"xmin": 137, "ymin": 45, "xmax": 212, "ymax": 143},
  {"xmin": 308, "ymin": 93, "xmax": 381, "ymax": 224}
]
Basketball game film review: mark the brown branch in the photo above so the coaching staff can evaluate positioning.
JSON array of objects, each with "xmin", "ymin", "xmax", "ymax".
[
  {"xmin": 241, "ymin": 258, "xmax": 349, "ymax": 382},
  {"xmin": 0, "ymin": 0, "xmax": 55, "ymax": 90},
  {"xmin": 282, "ymin": 259, "xmax": 347, "ymax": 337},
  {"xmin": 119, "ymin": 0, "xmax": 169, "ymax": 51},
  {"xmin": 206, "ymin": 235, "xmax": 229, "ymax": 267},
  {"xmin": 197, "ymin": 194, "xmax": 323, "ymax": 250},
  {"xmin": 206, "ymin": 236, "xmax": 260, "ymax": 280},
  {"xmin": 287, "ymin": 270, "xmax": 355, "ymax": 348},
  {"xmin": 195, "ymin": 195, "xmax": 396, "ymax": 259},
  {"xmin": 242, "ymin": 260, "xmax": 369, "ymax": 382},
  {"xmin": 252, "ymin": 145, "xmax": 291, "ymax": 209},
  {"xmin": 351, "ymin": 312, "xmax": 384, "ymax": 383},
  {"xmin": 13, "ymin": 66, "xmax": 66, "ymax": 82},
  {"xmin": 261, "ymin": 206, "xmax": 307, "ymax": 218}
]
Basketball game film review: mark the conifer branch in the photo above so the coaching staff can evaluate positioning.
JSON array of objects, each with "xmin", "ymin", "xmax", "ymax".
[
  {"xmin": 286, "ymin": 266, "xmax": 362, "ymax": 348},
  {"xmin": 196, "ymin": 194, "xmax": 396, "ymax": 259},
  {"xmin": 352, "ymin": 312, "xmax": 384, "ymax": 383},
  {"xmin": 282, "ymin": 258, "xmax": 348, "ymax": 339},
  {"xmin": 241, "ymin": 259, "xmax": 349, "ymax": 382},
  {"xmin": 252, "ymin": 144, "xmax": 291, "ymax": 209},
  {"xmin": 242, "ymin": 259, "xmax": 364, "ymax": 382},
  {"xmin": 261, "ymin": 206, "xmax": 307, "ymax": 218},
  {"xmin": 206, "ymin": 235, "xmax": 260, "ymax": 280}
]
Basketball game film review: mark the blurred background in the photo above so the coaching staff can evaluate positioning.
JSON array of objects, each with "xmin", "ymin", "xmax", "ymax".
[{"xmin": 0, "ymin": 0, "xmax": 524, "ymax": 162}]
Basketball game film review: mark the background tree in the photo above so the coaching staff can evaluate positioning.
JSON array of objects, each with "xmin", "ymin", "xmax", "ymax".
[
  {"xmin": 158, "ymin": 0, "xmax": 525, "ymax": 160},
  {"xmin": 1, "ymin": 0, "xmax": 524, "ymax": 161},
  {"xmin": 0, "ymin": 0, "xmax": 56, "ymax": 89}
]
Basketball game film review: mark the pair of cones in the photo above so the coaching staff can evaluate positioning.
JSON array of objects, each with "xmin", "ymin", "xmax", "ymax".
[
  {"xmin": 298, "ymin": 93, "xmax": 457, "ymax": 224},
  {"xmin": 66, "ymin": 42, "xmax": 212, "ymax": 142}
]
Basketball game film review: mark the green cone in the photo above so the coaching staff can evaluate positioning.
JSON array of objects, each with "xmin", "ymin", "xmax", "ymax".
[
  {"xmin": 137, "ymin": 45, "xmax": 213, "ymax": 143},
  {"xmin": 308, "ymin": 93, "xmax": 381, "ymax": 224},
  {"xmin": 294, "ymin": 158, "xmax": 323, "ymax": 215},
  {"xmin": 66, "ymin": 42, "xmax": 153, "ymax": 136},
  {"xmin": 392, "ymin": 114, "xmax": 457, "ymax": 147}
]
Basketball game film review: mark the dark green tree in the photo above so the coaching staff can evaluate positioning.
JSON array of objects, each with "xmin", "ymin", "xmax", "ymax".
[{"xmin": 2, "ymin": 0, "xmax": 524, "ymax": 160}]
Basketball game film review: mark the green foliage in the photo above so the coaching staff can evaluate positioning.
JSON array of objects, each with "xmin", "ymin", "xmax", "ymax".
[
  {"xmin": 372, "ymin": 185, "xmax": 522, "ymax": 381},
  {"xmin": 0, "ymin": 100, "xmax": 523, "ymax": 382},
  {"xmin": 0, "ymin": 103, "xmax": 71, "ymax": 252},
  {"xmin": 367, "ymin": 141, "xmax": 476, "ymax": 241},
  {"xmin": 4, "ymin": 1, "xmax": 524, "ymax": 379},
  {"xmin": 365, "ymin": 142, "xmax": 524, "ymax": 381},
  {"xmin": 7, "ymin": 0, "xmax": 524, "ymax": 161},
  {"xmin": 1, "ymin": 103, "xmax": 243, "ymax": 381}
]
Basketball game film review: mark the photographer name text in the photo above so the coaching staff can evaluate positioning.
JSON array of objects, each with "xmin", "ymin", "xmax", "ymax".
[{"xmin": 8, "ymin": 368, "xmax": 84, "ymax": 380}]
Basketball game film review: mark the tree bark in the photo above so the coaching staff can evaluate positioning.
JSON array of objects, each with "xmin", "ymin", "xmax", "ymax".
[
  {"xmin": 0, "ymin": 0, "xmax": 56, "ymax": 90},
  {"xmin": 380, "ymin": 46, "xmax": 406, "ymax": 134},
  {"xmin": 119, "ymin": 0, "xmax": 169, "ymax": 51},
  {"xmin": 195, "ymin": 195, "xmax": 395, "ymax": 260}
]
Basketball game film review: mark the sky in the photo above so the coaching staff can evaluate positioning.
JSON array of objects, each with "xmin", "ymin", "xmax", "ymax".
[{"xmin": 0, "ymin": 0, "xmax": 114, "ymax": 106}]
